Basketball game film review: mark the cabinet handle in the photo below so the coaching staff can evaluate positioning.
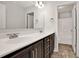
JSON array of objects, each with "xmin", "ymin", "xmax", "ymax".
[
  {"xmin": 47, "ymin": 39, "xmax": 50, "ymax": 42},
  {"xmin": 35, "ymin": 48, "xmax": 37, "ymax": 58},
  {"xmin": 32, "ymin": 50, "xmax": 34, "ymax": 58}
]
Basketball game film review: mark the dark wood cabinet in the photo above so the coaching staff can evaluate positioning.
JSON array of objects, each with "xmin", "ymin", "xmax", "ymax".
[
  {"xmin": 32, "ymin": 40, "xmax": 43, "ymax": 58},
  {"xmin": 43, "ymin": 37, "xmax": 50, "ymax": 58},
  {"xmin": 9, "ymin": 40, "xmax": 43, "ymax": 58},
  {"xmin": 49, "ymin": 33, "xmax": 55, "ymax": 56},
  {"xmin": 11, "ymin": 45, "xmax": 33, "ymax": 58},
  {"xmin": 3, "ymin": 40, "xmax": 43, "ymax": 58},
  {"xmin": 43, "ymin": 33, "xmax": 55, "ymax": 58},
  {"xmin": 3, "ymin": 33, "xmax": 55, "ymax": 58}
]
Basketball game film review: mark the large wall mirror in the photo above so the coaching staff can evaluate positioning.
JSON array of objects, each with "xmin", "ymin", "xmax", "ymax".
[{"xmin": 0, "ymin": 1, "xmax": 45, "ymax": 32}]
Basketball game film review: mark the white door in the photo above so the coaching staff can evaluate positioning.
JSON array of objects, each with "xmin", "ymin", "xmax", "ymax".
[
  {"xmin": 72, "ymin": 5, "xmax": 77, "ymax": 53},
  {"xmin": 27, "ymin": 14, "xmax": 34, "ymax": 29},
  {"xmin": 59, "ymin": 17, "xmax": 73, "ymax": 44}
]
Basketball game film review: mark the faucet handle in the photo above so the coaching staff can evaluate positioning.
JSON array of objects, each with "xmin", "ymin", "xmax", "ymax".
[
  {"xmin": 6, "ymin": 34, "xmax": 11, "ymax": 36},
  {"xmin": 6, "ymin": 33, "xmax": 19, "ymax": 36},
  {"xmin": 14, "ymin": 33, "xmax": 19, "ymax": 35}
]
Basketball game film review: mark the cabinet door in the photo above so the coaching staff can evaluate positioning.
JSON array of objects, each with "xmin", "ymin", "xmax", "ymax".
[
  {"xmin": 44, "ymin": 37, "xmax": 50, "ymax": 58},
  {"xmin": 33, "ymin": 40, "xmax": 43, "ymax": 58},
  {"xmin": 3, "ymin": 40, "xmax": 43, "ymax": 58},
  {"xmin": 11, "ymin": 46, "xmax": 33, "ymax": 58},
  {"xmin": 43, "ymin": 33, "xmax": 55, "ymax": 58},
  {"xmin": 49, "ymin": 33, "xmax": 55, "ymax": 56}
]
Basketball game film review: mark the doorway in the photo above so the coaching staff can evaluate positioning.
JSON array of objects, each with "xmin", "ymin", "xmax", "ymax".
[
  {"xmin": 58, "ymin": 3, "xmax": 77, "ymax": 55},
  {"xmin": 27, "ymin": 12, "xmax": 34, "ymax": 29}
]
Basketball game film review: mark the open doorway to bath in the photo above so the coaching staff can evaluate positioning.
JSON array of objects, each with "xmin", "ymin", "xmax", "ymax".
[
  {"xmin": 57, "ymin": 3, "xmax": 77, "ymax": 57},
  {"xmin": 27, "ymin": 12, "xmax": 34, "ymax": 29}
]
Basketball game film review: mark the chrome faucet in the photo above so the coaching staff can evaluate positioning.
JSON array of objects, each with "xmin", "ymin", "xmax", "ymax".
[
  {"xmin": 39, "ymin": 30, "xmax": 43, "ymax": 33},
  {"xmin": 6, "ymin": 33, "xmax": 19, "ymax": 39},
  {"xmin": 39, "ymin": 28, "xmax": 43, "ymax": 33}
]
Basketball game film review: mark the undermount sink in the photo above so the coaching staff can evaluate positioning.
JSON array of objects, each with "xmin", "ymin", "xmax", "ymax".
[
  {"xmin": 0, "ymin": 33, "xmax": 41, "ymax": 45},
  {"xmin": 5, "ymin": 33, "xmax": 41, "ymax": 44},
  {"xmin": 6, "ymin": 37, "xmax": 30, "ymax": 44}
]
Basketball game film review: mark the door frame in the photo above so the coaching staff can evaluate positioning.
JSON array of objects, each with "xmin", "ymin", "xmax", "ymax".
[
  {"xmin": 57, "ymin": 2, "xmax": 77, "ymax": 56},
  {"xmin": 74, "ymin": 3, "xmax": 77, "ymax": 56},
  {"xmin": 27, "ymin": 12, "xmax": 34, "ymax": 29}
]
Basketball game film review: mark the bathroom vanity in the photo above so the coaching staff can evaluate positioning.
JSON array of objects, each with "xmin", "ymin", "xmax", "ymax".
[
  {"xmin": 0, "ymin": 1, "xmax": 56, "ymax": 58},
  {"xmin": 2, "ymin": 33, "xmax": 55, "ymax": 58}
]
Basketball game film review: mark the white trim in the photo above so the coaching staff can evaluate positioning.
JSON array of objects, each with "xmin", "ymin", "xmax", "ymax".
[{"xmin": 54, "ymin": 48, "xmax": 58, "ymax": 52}]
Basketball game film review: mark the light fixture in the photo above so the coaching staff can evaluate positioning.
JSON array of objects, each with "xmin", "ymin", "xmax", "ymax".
[
  {"xmin": 35, "ymin": 1, "xmax": 39, "ymax": 7},
  {"xmin": 35, "ymin": 1, "xmax": 44, "ymax": 8},
  {"xmin": 58, "ymin": 6, "xmax": 64, "ymax": 9}
]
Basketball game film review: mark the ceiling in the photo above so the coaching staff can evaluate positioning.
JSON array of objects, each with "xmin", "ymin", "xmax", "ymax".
[
  {"xmin": 0, "ymin": 1, "xmax": 35, "ymax": 8},
  {"xmin": 0, "ymin": 1, "xmax": 75, "ymax": 8},
  {"xmin": 13, "ymin": 1, "xmax": 35, "ymax": 7}
]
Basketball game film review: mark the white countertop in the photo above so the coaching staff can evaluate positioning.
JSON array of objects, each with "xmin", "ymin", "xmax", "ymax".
[{"xmin": 0, "ymin": 30, "xmax": 55, "ymax": 57}]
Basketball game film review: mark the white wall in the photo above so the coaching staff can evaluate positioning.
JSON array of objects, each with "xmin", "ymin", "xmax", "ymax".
[
  {"xmin": 4, "ymin": 3, "xmax": 26, "ymax": 29},
  {"xmin": 44, "ymin": 3, "xmax": 58, "ymax": 52},
  {"xmin": 25, "ymin": 3, "xmax": 58, "ymax": 52}
]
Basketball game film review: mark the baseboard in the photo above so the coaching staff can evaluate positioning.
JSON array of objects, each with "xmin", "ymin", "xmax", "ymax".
[
  {"xmin": 58, "ymin": 43, "xmax": 72, "ymax": 46},
  {"xmin": 54, "ymin": 48, "xmax": 58, "ymax": 52},
  {"xmin": 76, "ymin": 54, "xmax": 79, "ymax": 58},
  {"xmin": 76, "ymin": 53, "xmax": 79, "ymax": 58}
]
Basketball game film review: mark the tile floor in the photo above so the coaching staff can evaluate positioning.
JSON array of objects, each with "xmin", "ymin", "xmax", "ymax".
[{"xmin": 51, "ymin": 44, "xmax": 76, "ymax": 58}]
